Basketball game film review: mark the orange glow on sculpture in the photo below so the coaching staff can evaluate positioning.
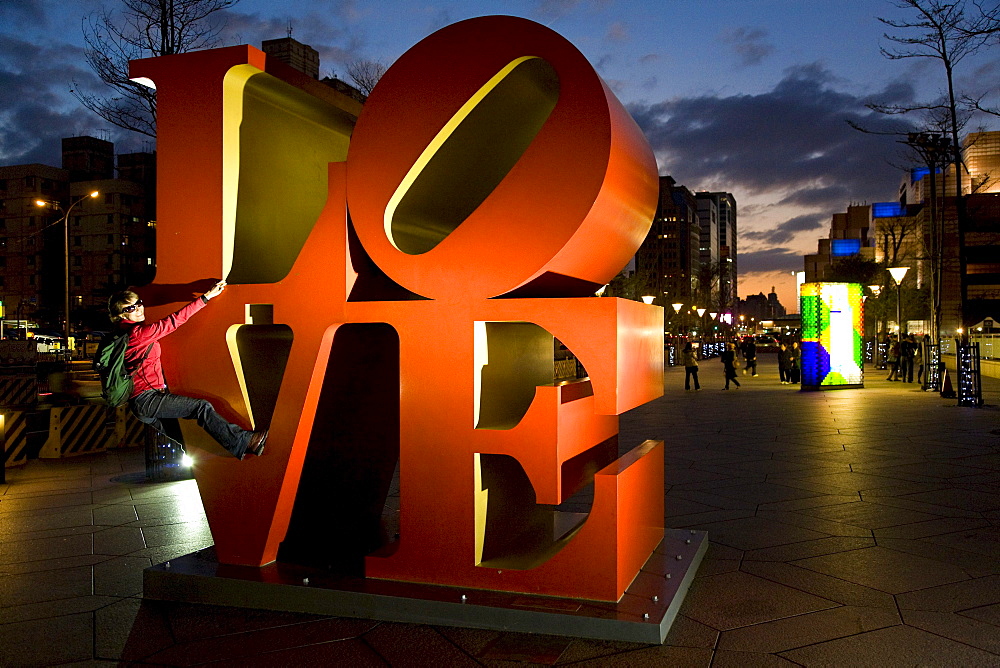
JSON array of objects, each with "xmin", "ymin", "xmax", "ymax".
[{"xmin": 131, "ymin": 15, "xmax": 663, "ymax": 602}]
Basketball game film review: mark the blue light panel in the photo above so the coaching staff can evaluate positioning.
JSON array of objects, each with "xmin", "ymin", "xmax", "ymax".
[
  {"xmin": 872, "ymin": 202, "xmax": 905, "ymax": 218},
  {"xmin": 831, "ymin": 239, "xmax": 862, "ymax": 257}
]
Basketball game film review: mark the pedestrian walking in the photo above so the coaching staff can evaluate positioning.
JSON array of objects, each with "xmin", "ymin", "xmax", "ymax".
[
  {"xmin": 886, "ymin": 334, "xmax": 901, "ymax": 381},
  {"xmin": 742, "ymin": 338, "xmax": 758, "ymax": 377},
  {"xmin": 778, "ymin": 342, "xmax": 789, "ymax": 384},
  {"xmin": 914, "ymin": 339, "xmax": 925, "ymax": 385},
  {"xmin": 682, "ymin": 342, "xmax": 700, "ymax": 391},
  {"xmin": 721, "ymin": 342, "xmax": 741, "ymax": 390}
]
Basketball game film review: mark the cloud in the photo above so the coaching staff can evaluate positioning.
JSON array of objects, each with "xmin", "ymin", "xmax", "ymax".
[
  {"xmin": 534, "ymin": 0, "xmax": 611, "ymax": 20},
  {"xmin": 218, "ymin": 8, "xmax": 366, "ymax": 72},
  {"xmin": 629, "ymin": 62, "xmax": 913, "ymax": 208},
  {"xmin": 719, "ymin": 27, "xmax": 773, "ymax": 67},
  {"xmin": 0, "ymin": 0, "xmax": 47, "ymax": 26},
  {"xmin": 0, "ymin": 35, "xmax": 112, "ymax": 165},
  {"xmin": 743, "ymin": 213, "xmax": 827, "ymax": 245},
  {"xmin": 628, "ymin": 63, "xmax": 919, "ymax": 283},
  {"xmin": 605, "ymin": 22, "xmax": 627, "ymax": 43},
  {"xmin": 535, "ymin": 0, "xmax": 583, "ymax": 19},
  {"xmin": 739, "ymin": 248, "xmax": 805, "ymax": 273},
  {"xmin": 776, "ymin": 186, "xmax": 853, "ymax": 208}
]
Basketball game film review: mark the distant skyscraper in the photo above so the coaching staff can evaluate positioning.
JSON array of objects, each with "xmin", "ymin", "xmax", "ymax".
[
  {"xmin": 695, "ymin": 191, "xmax": 738, "ymax": 315},
  {"xmin": 636, "ymin": 176, "xmax": 700, "ymax": 309},
  {"xmin": 739, "ymin": 288, "xmax": 785, "ymax": 322}
]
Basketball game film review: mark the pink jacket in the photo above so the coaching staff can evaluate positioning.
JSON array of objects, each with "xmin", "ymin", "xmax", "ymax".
[{"xmin": 121, "ymin": 297, "xmax": 208, "ymax": 397}]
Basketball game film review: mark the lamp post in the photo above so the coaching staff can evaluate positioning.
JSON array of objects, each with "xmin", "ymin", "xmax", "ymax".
[
  {"xmin": 888, "ymin": 266, "xmax": 909, "ymax": 335},
  {"xmin": 36, "ymin": 191, "xmax": 99, "ymax": 353},
  {"xmin": 670, "ymin": 303, "xmax": 683, "ymax": 335},
  {"xmin": 903, "ymin": 132, "xmax": 952, "ymax": 344}
]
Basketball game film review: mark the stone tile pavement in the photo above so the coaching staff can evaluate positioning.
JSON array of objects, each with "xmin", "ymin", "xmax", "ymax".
[{"xmin": 2, "ymin": 356, "xmax": 1000, "ymax": 666}]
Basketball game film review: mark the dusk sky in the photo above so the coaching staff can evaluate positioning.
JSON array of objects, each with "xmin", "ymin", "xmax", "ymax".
[{"xmin": 4, "ymin": 0, "xmax": 1000, "ymax": 309}]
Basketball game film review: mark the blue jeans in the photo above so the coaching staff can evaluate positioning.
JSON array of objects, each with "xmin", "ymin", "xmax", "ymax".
[{"xmin": 131, "ymin": 390, "xmax": 251, "ymax": 457}]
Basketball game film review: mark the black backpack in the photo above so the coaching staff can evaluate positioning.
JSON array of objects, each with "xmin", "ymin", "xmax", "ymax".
[{"xmin": 94, "ymin": 331, "xmax": 153, "ymax": 406}]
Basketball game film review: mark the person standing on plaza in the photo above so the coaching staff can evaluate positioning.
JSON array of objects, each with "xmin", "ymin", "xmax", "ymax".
[
  {"xmin": 886, "ymin": 333, "xmax": 901, "ymax": 381},
  {"xmin": 785, "ymin": 341, "xmax": 801, "ymax": 385},
  {"xmin": 778, "ymin": 342, "xmax": 790, "ymax": 384},
  {"xmin": 682, "ymin": 342, "xmax": 701, "ymax": 391},
  {"xmin": 109, "ymin": 281, "xmax": 268, "ymax": 460},
  {"xmin": 721, "ymin": 341, "xmax": 741, "ymax": 390},
  {"xmin": 742, "ymin": 338, "xmax": 758, "ymax": 377},
  {"xmin": 900, "ymin": 334, "xmax": 916, "ymax": 383},
  {"xmin": 914, "ymin": 337, "xmax": 925, "ymax": 385}
]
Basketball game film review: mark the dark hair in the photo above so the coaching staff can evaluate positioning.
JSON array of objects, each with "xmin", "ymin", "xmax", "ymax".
[
  {"xmin": 108, "ymin": 290, "xmax": 138, "ymax": 323},
  {"xmin": 683, "ymin": 342, "xmax": 692, "ymax": 351}
]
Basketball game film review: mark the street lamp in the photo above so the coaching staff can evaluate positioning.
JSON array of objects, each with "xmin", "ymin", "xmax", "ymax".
[
  {"xmin": 641, "ymin": 295, "xmax": 655, "ymax": 305},
  {"xmin": 36, "ymin": 190, "xmax": 99, "ymax": 353},
  {"xmin": 888, "ymin": 266, "xmax": 909, "ymax": 334},
  {"xmin": 904, "ymin": 132, "xmax": 952, "ymax": 344}
]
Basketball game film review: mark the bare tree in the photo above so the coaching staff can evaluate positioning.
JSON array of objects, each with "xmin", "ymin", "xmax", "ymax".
[
  {"xmin": 602, "ymin": 268, "xmax": 653, "ymax": 302},
  {"xmin": 695, "ymin": 261, "xmax": 731, "ymax": 315},
  {"xmin": 346, "ymin": 59, "xmax": 388, "ymax": 97},
  {"xmin": 73, "ymin": 0, "xmax": 240, "ymax": 138},
  {"xmin": 870, "ymin": 0, "xmax": 1000, "ymax": 330}
]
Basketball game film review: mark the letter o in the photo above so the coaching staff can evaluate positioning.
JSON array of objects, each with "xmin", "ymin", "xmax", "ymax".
[{"xmin": 346, "ymin": 15, "xmax": 658, "ymax": 301}]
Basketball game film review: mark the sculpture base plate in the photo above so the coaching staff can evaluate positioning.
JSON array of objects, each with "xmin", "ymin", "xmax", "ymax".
[{"xmin": 143, "ymin": 529, "xmax": 707, "ymax": 644}]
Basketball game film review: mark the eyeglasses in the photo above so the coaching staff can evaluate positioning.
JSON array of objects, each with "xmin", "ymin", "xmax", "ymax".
[{"xmin": 122, "ymin": 300, "xmax": 143, "ymax": 313}]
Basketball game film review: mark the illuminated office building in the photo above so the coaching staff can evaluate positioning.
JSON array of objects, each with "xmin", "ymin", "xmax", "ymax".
[
  {"xmin": 636, "ymin": 176, "xmax": 700, "ymax": 308},
  {"xmin": 0, "ymin": 137, "xmax": 156, "ymax": 331},
  {"xmin": 695, "ymin": 191, "xmax": 738, "ymax": 315}
]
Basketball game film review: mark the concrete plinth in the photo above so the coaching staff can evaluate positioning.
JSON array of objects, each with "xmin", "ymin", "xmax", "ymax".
[{"xmin": 144, "ymin": 529, "xmax": 707, "ymax": 644}]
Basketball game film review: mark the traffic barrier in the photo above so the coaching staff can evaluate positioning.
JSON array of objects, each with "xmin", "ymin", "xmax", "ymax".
[
  {"xmin": 106, "ymin": 404, "xmax": 147, "ymax": 450},
  {"xmin": 0, "ymin": 375, "xmax": 37, "ymax": 408},
  {"xmin": 2, "ymin": 409, "xmax": 31, "ymax": 468},
  {"xmin": 39, "ymin": 405, "xmax": 114, "ymax": 458}
]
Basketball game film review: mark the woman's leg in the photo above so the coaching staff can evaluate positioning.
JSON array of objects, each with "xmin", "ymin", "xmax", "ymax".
[{"xmin": 132, "ymin": 390, "xmax": 252, "ymax": 457}]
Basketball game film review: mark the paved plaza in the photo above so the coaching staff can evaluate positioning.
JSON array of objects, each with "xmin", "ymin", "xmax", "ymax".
[{"xmin": 3, "ymin": 356, "xmax": 1000, "ymax": 666}]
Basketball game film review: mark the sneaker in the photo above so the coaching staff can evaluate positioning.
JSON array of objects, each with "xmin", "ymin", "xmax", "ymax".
[
  {"xmin": 242, "ymin": 429, "xmax": 268, "ymax": 460},
  {"xmin": 752, "ymin": 374, "xmax": 758, "ymax": 377}
]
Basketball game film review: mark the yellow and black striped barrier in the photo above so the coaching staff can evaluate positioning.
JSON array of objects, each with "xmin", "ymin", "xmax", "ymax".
[
  {"xmin": 106, "ymin": 404, "xmax": 147, "ymax": 450},
  {"xmin": 2, "ymin": 410, "xmax": 31, "ymax": 468},
  {"xmin": 39, "ymin": 405, "xmax": 114, "ymax": 458},
  {"xmin": 0, "ymin": 375, "xmax": 37, "ymax": 408}
]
